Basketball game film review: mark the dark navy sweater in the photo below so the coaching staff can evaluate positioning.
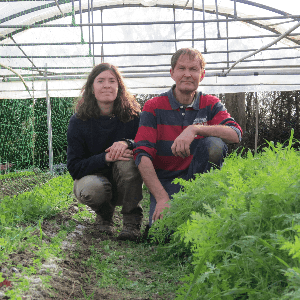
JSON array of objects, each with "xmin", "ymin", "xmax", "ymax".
[{"xmin": 67, "ymin": 113, "xmax": 140, "ymax": 180}]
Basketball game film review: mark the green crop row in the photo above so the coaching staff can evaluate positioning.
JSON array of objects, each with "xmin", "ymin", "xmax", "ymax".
[
  {"xmin": 0, "ymin": 172, "xmax": 186, "ymax": 299},
  {"xmin": 0, "ymin": 173, "xmax": 78, "ymax": 299},
  {"xmin": 0, "ymin": 174, "xmax": 74, "ymax": 258},
  {"xmin": 0, "ymin": 171, "xmax": 35, "ymax": 180},
  {"xmin": 151, "ymin": 131, "xmax": 300, "ymax": 299}
]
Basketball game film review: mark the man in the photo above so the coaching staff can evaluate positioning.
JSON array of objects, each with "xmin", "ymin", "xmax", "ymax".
[{"xmin": 134, "ymin": 48, "xmax": 242, "ymax": 226}]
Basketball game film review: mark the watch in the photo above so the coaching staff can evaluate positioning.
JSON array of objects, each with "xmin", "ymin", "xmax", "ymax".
[{"xmin": 120, "ymin": 138, "xmax": 134, "ymax": 150}]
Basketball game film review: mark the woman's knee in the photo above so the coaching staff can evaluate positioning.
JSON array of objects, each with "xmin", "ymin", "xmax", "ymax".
[
  {"xmin": 113, "ymin": 159, "xmax": 143, "ymax": 185},
  {"xmin": 73, "ymin": 175, "xmax": 112, "ymax": 207}
]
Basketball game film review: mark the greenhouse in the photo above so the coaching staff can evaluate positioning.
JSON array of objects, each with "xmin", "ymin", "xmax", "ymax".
[
  {"xmin": 0, "ymin": 1, "xmax": 300, "ymax": 299},
  {"xmin": 1, "ymin": 0, "xmax": 300, "ymax": 98}
]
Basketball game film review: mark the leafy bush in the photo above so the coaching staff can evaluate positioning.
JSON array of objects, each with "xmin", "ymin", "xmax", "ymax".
[{"xmin": 150, "ymin": 132, "xmax": 300, "ymax": 299}]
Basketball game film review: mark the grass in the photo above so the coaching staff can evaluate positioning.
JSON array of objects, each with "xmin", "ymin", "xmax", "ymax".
[
  {"xmin": 81, "ymin": 240, "xmax": 186, "ymax": 298},
  {"xmin": 0, "ymin": 171, "xmax": 189, "ymax": 299}
]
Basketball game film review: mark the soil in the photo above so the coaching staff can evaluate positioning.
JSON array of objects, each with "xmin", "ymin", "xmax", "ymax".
[{"xmin": 0, "ymin": 175, "xmax": 172, "ymax": 300}]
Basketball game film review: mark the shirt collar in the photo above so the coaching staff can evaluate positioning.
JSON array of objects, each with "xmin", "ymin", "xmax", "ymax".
[{"xmin": 167, "ymin": 85, "xmax": 201, "ymax": 110}]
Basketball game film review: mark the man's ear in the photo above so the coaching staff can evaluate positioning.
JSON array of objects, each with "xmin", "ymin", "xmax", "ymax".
[
  {"xmin": 170, "ymin": 68, "xmax": 174, "ymax": 79},
  {"xmin": 200, "ymin": 69, "xmax": 205, "ymax": 82}
]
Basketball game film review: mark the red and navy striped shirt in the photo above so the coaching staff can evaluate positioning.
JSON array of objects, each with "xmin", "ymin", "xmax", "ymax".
[{"xmin": 134, "ymin": 87, "xmax": 242, "ymax": 180}]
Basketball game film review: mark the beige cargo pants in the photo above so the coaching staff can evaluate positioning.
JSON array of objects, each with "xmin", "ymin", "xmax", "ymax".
[{"xmin": 73, "ymin": 159, "xmax": 143, "ymax": 225}]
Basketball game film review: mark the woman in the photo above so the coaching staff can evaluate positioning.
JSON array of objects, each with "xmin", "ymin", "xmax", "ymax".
[{"xmin": 67, "ymin": 63, "xmax": 143, "ymax": 241}]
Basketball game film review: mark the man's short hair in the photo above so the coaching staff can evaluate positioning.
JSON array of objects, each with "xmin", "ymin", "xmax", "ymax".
[{"xmin": 171, "ymin": 48, "xmax": 206, "ymax": 70}]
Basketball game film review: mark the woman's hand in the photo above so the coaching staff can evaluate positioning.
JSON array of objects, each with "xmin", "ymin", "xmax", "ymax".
[
  {"xmin": 105, "ymin": 141, "xmax": 133, "ymax": 162},
  {"xmin": 105, "ymin": 149, "xmax": 133, "ymax": 162}
]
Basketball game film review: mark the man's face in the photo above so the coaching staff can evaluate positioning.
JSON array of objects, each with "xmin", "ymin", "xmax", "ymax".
[{"xmin": 170, "ymin": 54, "xmax": 205, "ymax": 94}]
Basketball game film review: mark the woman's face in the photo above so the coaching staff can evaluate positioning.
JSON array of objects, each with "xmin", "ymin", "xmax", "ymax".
[{"xmin": 92, "ymin": 70, "xmax": 119, "ymax": 105}]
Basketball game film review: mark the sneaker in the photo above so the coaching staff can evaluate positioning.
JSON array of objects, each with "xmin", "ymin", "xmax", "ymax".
[
  {"xmin": 95, "ymin": 215, "xmax": 115, "ymax": 236},
  {"xmin": 117, "ymin": 224, "xmax": 141, "ymax": 241}
]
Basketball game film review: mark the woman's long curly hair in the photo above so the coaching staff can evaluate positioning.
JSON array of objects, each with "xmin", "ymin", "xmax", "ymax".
[{"xmin": 76, "ymin": 63, "xmax": 140, "ymax": 122}]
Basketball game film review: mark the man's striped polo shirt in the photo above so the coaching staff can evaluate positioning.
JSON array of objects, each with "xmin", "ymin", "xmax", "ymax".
[{"xmin": 133, "ymin": 87, "xmax": 242, "ymax": 180}]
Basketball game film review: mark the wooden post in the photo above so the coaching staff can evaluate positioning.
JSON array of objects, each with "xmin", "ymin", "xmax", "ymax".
[{"xmin": 224, "ymin": 92, "xmax": 246, "ymax": 134}]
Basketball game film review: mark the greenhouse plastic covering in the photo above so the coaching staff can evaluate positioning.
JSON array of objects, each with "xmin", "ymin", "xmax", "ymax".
[{"xmin": 0, "ymin": 0, "xmax": 300, "ymax": 99}]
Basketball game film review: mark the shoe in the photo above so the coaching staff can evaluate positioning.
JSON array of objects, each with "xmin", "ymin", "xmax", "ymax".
[
  {"xmin": 95, "ymin": 215, "xmax": 115, "ymax": 236},
  {"xmin": 117, "ymin": 223, "xmax": 141, "ymax": 241}
]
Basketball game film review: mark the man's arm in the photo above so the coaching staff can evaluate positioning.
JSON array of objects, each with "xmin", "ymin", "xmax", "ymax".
[
  {"xmin": 195, "ymin": 124, "xmax": 240, "ymax": 144},
  {"xmin": 138, "ymin": 156, "xmax": 170, "ymax": 221},
  {"xmin": 171, "ymin": 124, "xmax": 239, "ymax": 158}
]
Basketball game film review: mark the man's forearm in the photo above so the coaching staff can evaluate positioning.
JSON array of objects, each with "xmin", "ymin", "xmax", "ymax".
[
  {"xmin": 137, "ymin": 156, "xmax": 169, "ymax": 204},
  {"xmin": 193, "ymin": 124, "xmax": 239, "ymax": 144}
]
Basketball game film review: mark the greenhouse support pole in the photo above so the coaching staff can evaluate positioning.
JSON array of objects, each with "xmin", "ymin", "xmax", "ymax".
[
  {"xmin": 192, "ymin": 0, "xmax": 194, "ymax": 48},
  {"xmin": 101, "ymin": 9, "xmax": 104, "ymax": 63},
  {"xmin": 233, "ymin": 0, "xmax": 237, "ymax": 19},
  {"xmin": 255, "ymin": 92, "xmax": 258, "ymax": 153},
  {"xmin": 224, "ymin": 20, "xmax": 300, "ymax": 75},
  {"xmin": 88, "ymin": 0, "xmax": 91, "ymax": 56},
  {"xmin": 79, "ymin": 0, "xmax": 84, "ymax": 43},
  {"xmin": 202, "ymin": 0, "xmax": 207, "ymax": 53},
  {"xmin": 226, "ymin": 16, "xmax": 229, "ymax": 68},
  {"xmin": 215, "ymin": 0, "xmax": 221, "ymax": 38},
  {"xmin": 173, "ymin": 7, "xmax": 177, "ymax": 51},
  {"xmin": 45, "ymin": 64, "xmax": 54, "ymax": 174},
  {"xmin": 31, "ymin": 63, "xmax": 35, "ymax": 168},
  {"xmin": 91, "ymin": 0, "xmax": 95, "ymax": 66}
]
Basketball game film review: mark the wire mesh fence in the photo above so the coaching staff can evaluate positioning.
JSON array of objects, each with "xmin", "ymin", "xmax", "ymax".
[{"xmin": 0, "ymin": 97, "xmax": 74, "ymax": 173}]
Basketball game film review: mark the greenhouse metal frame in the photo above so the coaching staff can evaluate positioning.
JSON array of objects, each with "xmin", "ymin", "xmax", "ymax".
[{"xmin": 1, "ymin": 0, "xmax": 300, "ymax": 98}]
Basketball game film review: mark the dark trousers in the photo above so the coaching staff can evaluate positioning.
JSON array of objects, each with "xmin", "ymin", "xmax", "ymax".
[
  {"xmin": 149, "ymin": 137, "xmax": 228, "ymax": 225},
  {"xmin": 73, "ymin": 159, "xmax": 143, "ymax": 224}
]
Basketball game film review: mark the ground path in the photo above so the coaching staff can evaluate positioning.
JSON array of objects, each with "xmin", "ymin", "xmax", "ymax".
[{"xmin": 0, "ymin": 174, "xmax": 185, "ymax": 299}]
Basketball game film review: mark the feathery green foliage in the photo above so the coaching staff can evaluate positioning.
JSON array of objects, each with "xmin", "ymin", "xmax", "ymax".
[{"xmin": 150, "ymin": 131, "xmax": 300, "ymax": 299}]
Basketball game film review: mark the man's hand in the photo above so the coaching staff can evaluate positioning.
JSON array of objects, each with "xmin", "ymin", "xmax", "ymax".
[
  {"xmin": 171, "ymin": 125, "xmax": 197, "ymax": 158},
  {"xmin": 138, "ymin": 156, "xmax": 172, "ymax": 223},
  {"xmin": 152, "ymin": 199, "xmax": 170, "ymax": 222},
  {"xmin": 105, "ymin": 141, "xmax": 129, "ymax": 161}
]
